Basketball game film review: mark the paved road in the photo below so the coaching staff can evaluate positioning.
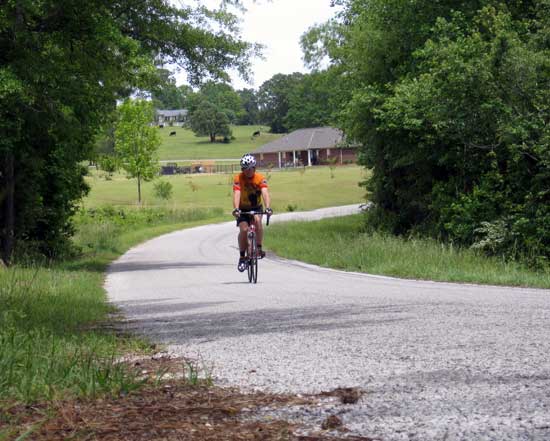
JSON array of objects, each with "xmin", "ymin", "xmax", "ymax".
[{"xmin": 106, "ymin": 205, "xmax": 550, "ymax": 441}]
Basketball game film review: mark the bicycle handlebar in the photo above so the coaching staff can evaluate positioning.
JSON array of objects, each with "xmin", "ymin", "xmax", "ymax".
[{"xmin": 238, "ymin": 210, "xmax": 272, "ymax": 225}]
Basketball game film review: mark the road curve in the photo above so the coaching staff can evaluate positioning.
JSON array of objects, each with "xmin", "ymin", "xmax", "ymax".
[{"xmin": 106, "ymin": 205, "xmax": 550, "ymax": 441}]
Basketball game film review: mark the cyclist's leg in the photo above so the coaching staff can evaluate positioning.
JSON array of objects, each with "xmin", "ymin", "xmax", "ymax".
[
  {"xmin": 253, "ymin": 214, "xmax": 266, "ymax": 258},
  {"xmin": 236, "ymin": 217, "xmax": 249, "ymax": 271},
  {"xmin": 237, "ymin": 220, "xmax": 248, "ymax": 253}
]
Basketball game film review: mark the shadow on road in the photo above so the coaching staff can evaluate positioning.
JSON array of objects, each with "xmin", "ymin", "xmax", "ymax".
[
  {"xmin": 116, "ymin": 301, "xmax": 411, "ymax": 344},
  {"xmin": 109, "ymin": 261, "xmax": 230, "ymax": 273}
]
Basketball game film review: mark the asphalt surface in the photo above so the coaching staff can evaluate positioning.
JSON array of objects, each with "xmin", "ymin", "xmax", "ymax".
[{"xmin": 106, "ymin": 205, "xmax": 550, "ymax": 440}]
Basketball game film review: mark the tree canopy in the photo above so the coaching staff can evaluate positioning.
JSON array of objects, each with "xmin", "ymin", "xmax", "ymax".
[
  {"xmin": 0, "ymin": 0, "xmax": 256, "ymax": 263},
  {"xmin": 188, "ymin": 101, "xmax": 232, "ymax": 142},
  {"xmin": 304, "ymin": 0, "xmax": 550, "ymax": 264},
  {"xmin": 258, "ymin": 73, "xmax": 304, "ymax": 133}
]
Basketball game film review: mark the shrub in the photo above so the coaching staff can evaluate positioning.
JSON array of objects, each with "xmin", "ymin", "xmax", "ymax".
[{"xmin": 153, "ymin": 181, "xmax": 173, "ymax": 200}]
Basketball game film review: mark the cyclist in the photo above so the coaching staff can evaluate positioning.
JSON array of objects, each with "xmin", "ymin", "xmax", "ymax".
[{"xmin": 232, "ymin": 153, "xmax": 273, "ymax": 272}]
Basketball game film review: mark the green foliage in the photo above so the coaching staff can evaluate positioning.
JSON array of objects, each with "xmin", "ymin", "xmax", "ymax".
[
  {"xmin": 97, "ymin": 155, "xmax": 119, "ymax": 178},
  {"xmin": 153, "ymin": 180, "xmax": 173, "ymax": 201},
  {"xmin": 284, "ymin": 71, "xmax": 334, "ymax": 131},
  {"xmin": 151, "ymin": 68, "xmax": 192, "ymax": 110},
  {"xmin": 236, "ymin": 88, "xmax": 260, "ymax": 125},
  {"xmin": 188, "ymin": 101, "xmax": 232, "ymax": 142},
  {"xmin": 115, "ymin": 99, "xmax": 160, "ymax": 203},
  {"xmin": 258, "ymin": 73, "xmax": 304, "ymax": 133},
  {"xmin": 0, "ymin": 0, "xmax": 255, "ymax": 263},
  {"xmin": 319, "ymin": 0, "xmax": 550, "ymax": 265}
]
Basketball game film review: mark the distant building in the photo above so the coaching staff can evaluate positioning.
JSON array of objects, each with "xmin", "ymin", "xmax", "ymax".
[
  {"xmin": 155, "ymin": 109, "xmax": 188, "ymax": 126},
  {"xmin": 251, "ymin": 127, "xmax": 358, "ymax": 168}
]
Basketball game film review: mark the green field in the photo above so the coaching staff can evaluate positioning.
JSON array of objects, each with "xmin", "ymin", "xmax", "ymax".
[
  {"xmin": 157, "ymin": 125, "xmax": 282, "ymax": 160},
  {"xmin": 84, "ymin": 165, "xmax": 367, "ymax": 213}
]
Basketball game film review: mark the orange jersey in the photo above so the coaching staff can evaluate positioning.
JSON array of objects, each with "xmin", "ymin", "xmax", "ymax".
[{"xmin": 233, "ymin": 172, "xmax": 268, "ymax": 209}]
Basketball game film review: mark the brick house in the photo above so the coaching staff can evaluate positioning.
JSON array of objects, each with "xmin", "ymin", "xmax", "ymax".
[{"xmin": 251, "ymin": 127, "xmax": 358, "ymax": 168}]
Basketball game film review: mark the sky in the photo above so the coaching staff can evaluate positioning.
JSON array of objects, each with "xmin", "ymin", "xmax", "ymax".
[{"xmin": 174, "ymin": 0, "xmax": 340, "ymax": 90}]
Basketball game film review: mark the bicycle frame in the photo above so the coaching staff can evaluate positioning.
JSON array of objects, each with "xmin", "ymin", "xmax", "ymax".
[{"xmin": 238, "ymin": 211, "xmax": 271, "ymax": 284}]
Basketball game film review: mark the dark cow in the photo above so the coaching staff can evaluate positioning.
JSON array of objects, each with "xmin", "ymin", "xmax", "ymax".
[
  {"xmin": 252, "ymin": 130, "xmax": 260, "ymax": 137},
  {"xmin": 158, "ymin": 124, "xmax": 164, "ymax": 128},
  {"xmin": 169, "ymin": 131, "xmax": 176, "ymax": 136}
]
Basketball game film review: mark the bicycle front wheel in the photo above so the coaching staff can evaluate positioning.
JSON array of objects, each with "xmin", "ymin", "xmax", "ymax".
[
  {"xmin": 248, "ymin": 235, "xmax": 258, "ymax": 284},
  {"xmin": 252, "ymin": 254, "xmax": 258, "ymax": 284}
]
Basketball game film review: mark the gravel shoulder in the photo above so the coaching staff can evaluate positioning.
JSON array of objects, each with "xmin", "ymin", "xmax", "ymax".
[{"xmin": 106, "ymin": 205, "xmax": 550, "ymax": 441}]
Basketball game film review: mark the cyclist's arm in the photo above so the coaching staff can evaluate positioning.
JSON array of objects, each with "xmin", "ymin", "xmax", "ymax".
[
  {"xmin": 261, "ymin": 187, "xmax": 271, "ymax": 210},
  {"xmin": 233, "ymin": 189, "xmax": 241, "ymax": 210}
]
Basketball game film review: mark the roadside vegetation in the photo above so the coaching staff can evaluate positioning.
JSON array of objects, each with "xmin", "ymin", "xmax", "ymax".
[
  {"xmin": 266, "ymin": 214, "xmax": 550, "ymax": 289},
  {"xmin": 0, "ymin": 207, "xmax": 226, "ymax": 438}
]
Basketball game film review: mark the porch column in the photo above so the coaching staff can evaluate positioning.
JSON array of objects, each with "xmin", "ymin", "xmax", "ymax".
[
  {"xmin": 307, "ymin": 150, "xmax": 312, "ymax": 166},
  {"xmin": 293, "ymin": 150, "xmax": 296, "ymax": 166},
  {"xmin": 278, "ymin": 152, "xmax": 282, "ymax": 168}
]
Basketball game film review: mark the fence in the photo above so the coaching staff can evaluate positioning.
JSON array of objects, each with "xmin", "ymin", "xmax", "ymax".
[{"xmin": 160, "ymin": 161, "xmax": 242, "ymax": 176}]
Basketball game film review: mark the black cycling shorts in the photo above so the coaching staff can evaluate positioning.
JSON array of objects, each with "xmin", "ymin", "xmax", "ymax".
[{"xmin": 236, "ymin": 206, "xmax": 263, "ymax": 226}]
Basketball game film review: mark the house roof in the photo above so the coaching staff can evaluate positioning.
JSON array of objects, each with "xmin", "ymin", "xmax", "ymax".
[
  {"xmin": 156, "ymin": 109, "xmax": 188, "ymax": 117},
  {"xmin": 252, "ymin": 127, "xmax": 350, "ymax": 154}
]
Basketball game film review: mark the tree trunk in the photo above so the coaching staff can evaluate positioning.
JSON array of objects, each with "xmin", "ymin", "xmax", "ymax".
[
  {"xmin": 1, "ymin": 152, "xmax": 15, "ymax": 266},
  {"xmin": 137, "ymin": 174, "xmax": 142, "ymax": 205},
  {"xmin": 210, "ymin": 133, "xmax": 216, "ymax": 142}
]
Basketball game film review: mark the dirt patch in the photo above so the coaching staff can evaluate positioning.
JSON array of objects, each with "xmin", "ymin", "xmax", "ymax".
[{"xmin": 2, "ymin": 357, "xmax": 376, "ymax": 441}]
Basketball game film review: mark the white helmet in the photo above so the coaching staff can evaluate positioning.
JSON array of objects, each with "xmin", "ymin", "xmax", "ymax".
[{"xmin": 240, "ymin": 153, "xmax": 257, "ymax": 169}]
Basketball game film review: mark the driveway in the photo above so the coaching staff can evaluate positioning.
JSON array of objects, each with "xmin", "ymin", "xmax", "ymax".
[{"xmin": 106, "ymin": 205, "xmax": 550, "ymax": 440}]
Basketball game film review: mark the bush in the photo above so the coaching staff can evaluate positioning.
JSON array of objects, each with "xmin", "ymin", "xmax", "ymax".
[{"xmin": 153, "ymin": 180, "xmax": 173, "ymax": 200}]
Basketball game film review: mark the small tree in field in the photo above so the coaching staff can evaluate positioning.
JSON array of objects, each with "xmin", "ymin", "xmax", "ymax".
[{"xmin": 115, "ymin": 99, "xmax": 160, "ymax": 204}]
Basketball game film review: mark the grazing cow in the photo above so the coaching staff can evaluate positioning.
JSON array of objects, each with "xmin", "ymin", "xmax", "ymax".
[
  {"xmin": 169, "ymin": 131, "xmax": 176, "ymax": 136},
  {"xmin": 159, "ymin": 124, "xmax": 164, "ymax": 128},
  {"xmin": 252, "ymin": 130, "xmax": 260, "ymax": 137}
]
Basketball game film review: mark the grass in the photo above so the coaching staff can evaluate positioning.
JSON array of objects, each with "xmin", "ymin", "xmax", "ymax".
[
  {"xmin": 157, "ymin": 125, "xmax": 282, "ymax": 160},
  {"xmin": 84, "ymin": 165, "xmax": 367, "ymax": 212},
  {"xmin": 0, "ymin": 207, "xmax": 226, "ymax": 410},
  {"xmin": 265, "ymin": 214, "xmax": 550, "ymax": 289}
]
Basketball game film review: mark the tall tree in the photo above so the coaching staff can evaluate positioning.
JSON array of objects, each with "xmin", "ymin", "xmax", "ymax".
[
  {"xmin": 151, "ymin": 68, "xmax": 192, "ymax": 110},
  {"xmin": 284, "ymin": 70, "xmax": 337, "ymax": 131},
  {"xmin": 258, "ymin": 73, "xmax": 304, "ymax": 133},
  {"xmin": 0, "ymin": 0, "xmax": 256, "ymax": 264},
  {"xmin": 189, "ymin": 101, "xmax": 232, "ymax": 142},
  {"xmin": 236, "ymin": 88, "xmax": 260, "ymax": 125},
  {"xmin": 115, "ymin": 100, "xmax": 160, "ymax": 204},
  {"xmin": 189, "ymin": 81, "xmax": 243, "ymax": 123},
  {"xmin": 307, "ymin": 0, "xmax": 550, "ymax": 262}
]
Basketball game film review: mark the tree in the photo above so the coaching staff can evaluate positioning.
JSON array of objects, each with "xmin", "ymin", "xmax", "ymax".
[
  {"xmin": 309, "ymin": 0, "xmax": 550, "ymax": 262},
  {"xmin": 284, "ymin": 71, "xmax": 336, "ymax": 131},
  {"xmin": 236, "ymin": 89, "xmax": 260, "ymax": 125},
  {"xmin": 258, "ymin": 73, "xmax": 304, "ymax": 133},
  {"xmin": 0, "ymin": 0, "xmax": 256, "ymax": 264},
  {"xmin": 115, "ymin": 100, "xmax": 160, "ymax": 204},
  {"xmin": 151, "ymin": 68, "xmax": 192, "ymax": 110},
  {"xmin": 189, "ymin": 101, "xmax": 232, "ymax": 142}
]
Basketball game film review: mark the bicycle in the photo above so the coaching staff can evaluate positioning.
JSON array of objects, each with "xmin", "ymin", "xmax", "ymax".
[{"xmin": 238, "ymin": 210, "xmax": 271, "ymax": 284}]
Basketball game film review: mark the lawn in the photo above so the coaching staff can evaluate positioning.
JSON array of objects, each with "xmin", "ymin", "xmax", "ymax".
[
  {"xmin": 84, "ymin": 165, "xmax": 367, "ymax": 213},
  {"xmin": 266, "ymin": 214, "xmax": 550, "ymax": 289},
  {"xmin": 157, "ymin": 125, "xmax": 282, "ymax": 160}
]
